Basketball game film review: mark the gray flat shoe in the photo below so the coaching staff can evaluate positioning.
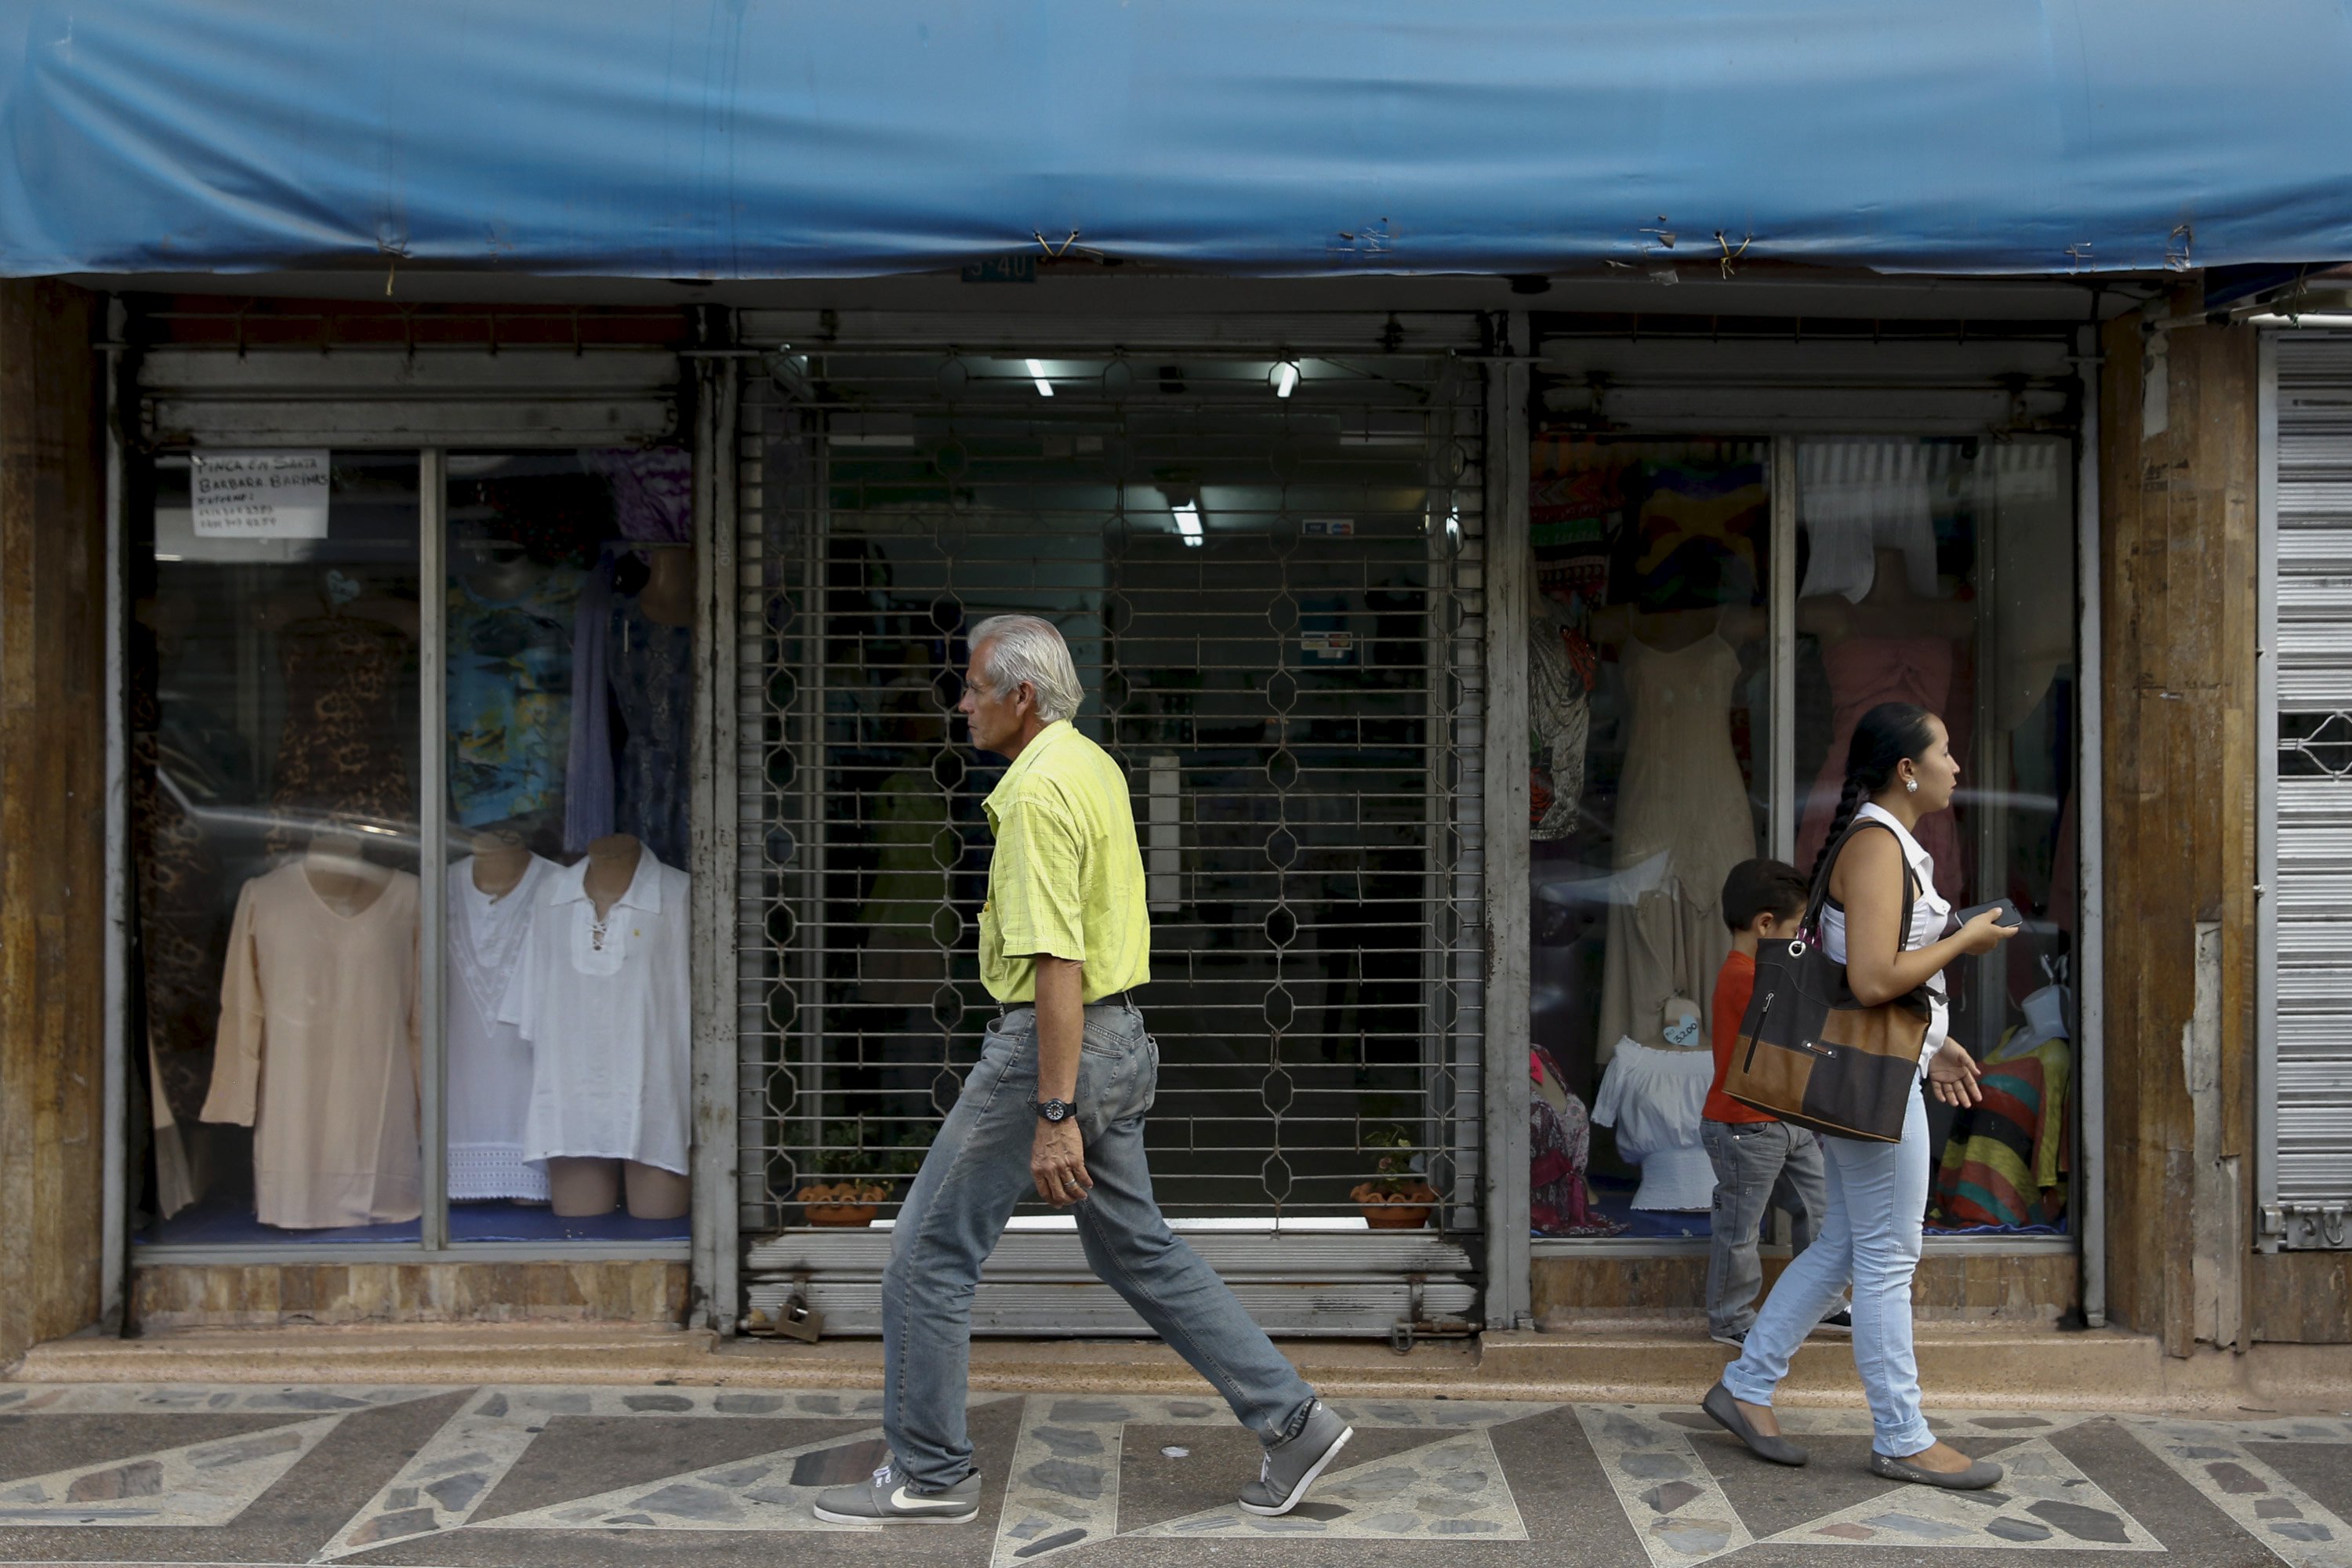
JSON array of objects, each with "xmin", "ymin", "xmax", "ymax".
[
  {"xmin": 1871, "ymin": 1450, "xmax": 2004, "ymax": 1490},
  {"xmin": 1701, "ymin": 1382, "xmax": 1808, "ymax": 1467}
]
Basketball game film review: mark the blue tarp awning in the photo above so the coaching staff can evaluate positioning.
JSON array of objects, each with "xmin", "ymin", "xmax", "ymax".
[{"xmin": 5, "ymin": 1, "xmax": 2350, "ymax": 281}]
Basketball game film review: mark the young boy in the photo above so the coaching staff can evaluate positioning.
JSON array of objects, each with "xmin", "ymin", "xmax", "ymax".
[{"xmin": 1701, "ymin": 858, "xmax": 1845, "ymax": 1349}]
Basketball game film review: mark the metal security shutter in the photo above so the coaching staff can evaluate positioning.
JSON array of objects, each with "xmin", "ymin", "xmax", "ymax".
[
  {"xmin": 733, "ymin": 312, "xmax": 1491, "ymax": 1334},
  {"xmin": 136, "ymin": 348, "xmax": 681, "ymax": 449},
  {"xmin": 2261, "ymin": 332, "xmax": 2352, "ymax": 1250}
]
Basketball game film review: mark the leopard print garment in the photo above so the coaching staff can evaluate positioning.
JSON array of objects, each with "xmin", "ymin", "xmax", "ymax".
[
  {"xmin": 265, "ymin": 615, "xmax": 416, "ymax": 855},
  {"xmin": 129, "ymin": 655, "xmax": 228, "ymax": 1124}
]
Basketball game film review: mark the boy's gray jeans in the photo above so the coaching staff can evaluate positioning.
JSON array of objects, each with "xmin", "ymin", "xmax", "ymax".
[
  {"xmin": 881, "ymin": 998, "xmax": 1316, "ymax": 1490},
  {"xmin": 1701, "ymin": 1117, "xmax": 1828, "ymax": 1338}
]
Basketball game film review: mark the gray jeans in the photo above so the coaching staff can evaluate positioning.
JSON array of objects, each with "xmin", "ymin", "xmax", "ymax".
[
  {"xmin": 1701, "ymin": 1118, "xmax": 1828, "ymax": 1337},
  {"xmin": 881, "ymin": 999, "xmax": 1316, "ymax": 1490}
]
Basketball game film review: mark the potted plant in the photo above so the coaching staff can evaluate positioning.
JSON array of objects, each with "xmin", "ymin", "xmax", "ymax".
[
  {"xmin": 1351, "ymin": 1125, "xmax": 1439, "ymax": 1229},
  {"xmin": 794, "ymin": 1123, "xmax": 894, "ymax": 1226}
]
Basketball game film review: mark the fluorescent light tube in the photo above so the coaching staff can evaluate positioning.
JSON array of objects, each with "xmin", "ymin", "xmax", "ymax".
[
  {"xmin": 1272, "ymin": 361, "xmax": 1300, "ymax": 397},
  {"xmin": 1172, "ymin": 499, "xmax": 1203, "ymax": 546},
  {"xmin": 1026, "ymin": 358, "xmax": 1054, "ymax": 397}
]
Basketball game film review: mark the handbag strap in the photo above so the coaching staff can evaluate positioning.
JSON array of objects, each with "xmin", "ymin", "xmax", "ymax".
[{"xmin": 1805, "ymin": 813, "xmax": 1922, "ymax": 942}]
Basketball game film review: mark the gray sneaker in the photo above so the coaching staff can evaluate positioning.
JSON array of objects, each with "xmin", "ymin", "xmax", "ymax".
[
  {"xmin": 811, "ymin": 1461, "xmax": 982, "ymax": 1525},
  {"xmin": 1238, "ymin": 1400, "xmax": 1355, "ymax": 1517}
]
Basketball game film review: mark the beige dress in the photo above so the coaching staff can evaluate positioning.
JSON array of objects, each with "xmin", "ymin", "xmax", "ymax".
[
  {"xmin": 1597, "ymin": 633, "xmax": 1757, "ymax": 1063},
  {"xmin": 201, "ymin": 864, "xmax": 422, "ymax": 1229}
]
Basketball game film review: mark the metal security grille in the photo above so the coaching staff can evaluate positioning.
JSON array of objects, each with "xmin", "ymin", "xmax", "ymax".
[
  {"xmin": 2263, "ymin": 332, "xmax": 2352, "ymax": 1250},
  {"xmin": 732, "ymin": 314, "xmax": 1491, "ymax": 1332}
]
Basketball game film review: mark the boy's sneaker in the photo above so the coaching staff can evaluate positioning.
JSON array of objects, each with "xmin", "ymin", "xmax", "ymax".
[
  {"xmin": 812, "ymin": 1462, "xmax": 982, "ymax": 1525},
  {"xmin": 1709, "ymin": 1327, "xmax": 1748, "ymax": 1349},
  {"xmin": 1813, "ymin": 1309, "xmax": 1854, "ymax": 1336},
  {"xmin": 1238, "ymin": 1400, "xmax": 1354, "ymax": 1516}
]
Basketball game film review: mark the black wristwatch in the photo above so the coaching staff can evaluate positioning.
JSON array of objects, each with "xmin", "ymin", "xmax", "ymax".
[{"xmin": 1034, "ymin": 1097, "xmax": 1074, "ymax": 1124}]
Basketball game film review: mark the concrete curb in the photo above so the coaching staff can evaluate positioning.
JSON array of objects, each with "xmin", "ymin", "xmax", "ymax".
[{"xmin": 10, "ymin": 1324, "xmax": 2348, "ymax": 1414}]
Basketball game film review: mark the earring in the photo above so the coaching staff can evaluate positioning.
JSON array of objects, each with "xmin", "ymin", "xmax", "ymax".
[{"xmin": 1904, "ymin": 777, "xmax": 1918, "ymax": 794}]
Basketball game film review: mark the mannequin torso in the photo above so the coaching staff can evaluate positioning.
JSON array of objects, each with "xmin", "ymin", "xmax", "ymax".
[{"xmin": 303, "ymin": 832, "xmax": 392, "ymax": 917}]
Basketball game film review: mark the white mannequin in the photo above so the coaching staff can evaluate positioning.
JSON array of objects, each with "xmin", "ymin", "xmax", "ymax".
[
  {"xmin": 469, "ymin": 826, "xmax": 533, "ymax": 899},
  {"xmin": 544, "ymin": 830, "xmax": 691, "ymax": 1221}
]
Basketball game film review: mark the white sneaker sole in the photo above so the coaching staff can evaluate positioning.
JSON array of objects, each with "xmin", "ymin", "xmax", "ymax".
[
  {"xmin": 1237, "ymin": 1425, "xmax": 1354, "ymax": 1517},
  {"xmin": 811, "ymin": 1502, "xmax": 978, "ymax": 1525}
]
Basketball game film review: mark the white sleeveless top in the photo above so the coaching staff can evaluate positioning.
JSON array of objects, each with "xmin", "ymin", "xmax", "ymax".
[{"xmin": 1820, "ymin": 802, "xmax": 1951, "ymax": 1065}]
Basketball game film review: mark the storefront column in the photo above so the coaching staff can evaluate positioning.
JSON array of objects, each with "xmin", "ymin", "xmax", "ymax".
[
  {"xmin": 0, "ymin": 279, "xmax": 110, "ymax": 1367},
  {"xmin": 2096, "ymin": 281, "xmax": 2259, "ymax": 1357}
]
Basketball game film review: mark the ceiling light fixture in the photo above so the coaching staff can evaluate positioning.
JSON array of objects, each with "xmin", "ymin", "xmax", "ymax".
[
  {"xmin": 1271, "ymin": 360, "xmax": 1301, "ymax": 398},
  {"xmin": 1026, "ymin": 358, "xmax": 1054, "ymax": 397},
  {"xmin": 1172, "ymin": 499, "xmax": 1203, "ymax": 546}
]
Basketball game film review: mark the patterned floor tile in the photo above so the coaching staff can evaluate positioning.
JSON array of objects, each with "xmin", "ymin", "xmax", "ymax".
[
  {"xmin": 2128, "ymin": 1416, "xmax": 2352, "ymax": 1568},
  {"xmin": 0, "ymin": 1414, "xmax": 347, "ymax": 1527}
]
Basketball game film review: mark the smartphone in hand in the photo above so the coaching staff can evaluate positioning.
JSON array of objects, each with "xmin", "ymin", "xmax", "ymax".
[{"xmin": 1950, "ymin": 898, "xmax": 2024, "ymax": 932}]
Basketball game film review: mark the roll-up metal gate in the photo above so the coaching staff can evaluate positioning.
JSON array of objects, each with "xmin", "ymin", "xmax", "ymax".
[
  {"xmin": 2261, "ymin": 332, "xmax": 2352, "ymax": 1251},
  {"xmin": 733, "ymin": 313, "xmax": 1492, "ymax": 1334}
]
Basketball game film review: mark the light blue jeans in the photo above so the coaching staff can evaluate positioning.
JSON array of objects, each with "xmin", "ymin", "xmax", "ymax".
[
  {"xmin": 1722, "ymin": 1089, "xmax": 1934, "ymax": 1457},
  {"xmin": 880, "ymin": 998, "xmax": 1317, "ymax": 1490}
]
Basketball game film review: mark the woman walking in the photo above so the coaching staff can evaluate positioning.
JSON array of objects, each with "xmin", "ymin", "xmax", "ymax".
[{"xmin": 1700, "ymin": 702, "xmax": 2018, "ymax": 1488}]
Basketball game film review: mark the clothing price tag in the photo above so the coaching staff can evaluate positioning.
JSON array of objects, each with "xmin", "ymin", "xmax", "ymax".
[{"xmin": 191, "ymin": 452, "xmax": 331, "ymax": 539}]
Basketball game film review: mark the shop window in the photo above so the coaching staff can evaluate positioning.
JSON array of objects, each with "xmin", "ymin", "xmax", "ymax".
[
  {"xmin": 440, "ymin": 452, "xmax": 695, "ymax": 1242},
  {"xmin": 1527, "ymin": 434, "xmax": 2078, "ymax": 1242},
  {"xmin": 129, "ymin": 446, "xmax": 697, "ymax": 1250}
]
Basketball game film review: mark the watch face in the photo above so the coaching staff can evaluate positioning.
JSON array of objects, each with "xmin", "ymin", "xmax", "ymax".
[{"xmin": 1041, "ymin": 1100, "xmax": 1069, "ymax": 1122}]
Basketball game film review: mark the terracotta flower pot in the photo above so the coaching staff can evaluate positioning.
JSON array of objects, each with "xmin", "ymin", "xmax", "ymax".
[
  {"xmin": 796, "ymin": 1181, "xmax": 887, "ymax": 1227},
  {"xmin": 1351, "ymin": 1181, "xmax": 1439, "ymax": 1230}
]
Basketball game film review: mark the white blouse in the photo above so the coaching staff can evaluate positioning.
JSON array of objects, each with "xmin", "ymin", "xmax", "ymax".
[
  {"xmin": 1820, "ymin": 801, "xmax": 1952, "ymax": 1065},
  {"xmin": 445, "ymin": 856, "xmax": 556, "ymax": 1201},
  {"xmin": 498, "ymin": 850, "xmax": 691, "ymax": 1174}
]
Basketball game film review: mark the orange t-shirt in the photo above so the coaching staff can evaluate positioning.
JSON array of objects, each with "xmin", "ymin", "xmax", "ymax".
[{"xmin": 1703, "ymin": 949, "xmax": 1774, "ymax": 1124}]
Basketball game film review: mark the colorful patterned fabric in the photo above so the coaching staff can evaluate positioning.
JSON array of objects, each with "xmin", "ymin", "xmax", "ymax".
[
  {"xmin": 448, "ymin": 564, "xmax": 584, "ymax": 829},
  {"xmin": 1931, "ymin": 1037, "xmax": 2070, "ymax": 1229},
  {"xmin": 1531, "ymin": 1044, "xmax": 1624, "ymax": 1237}
]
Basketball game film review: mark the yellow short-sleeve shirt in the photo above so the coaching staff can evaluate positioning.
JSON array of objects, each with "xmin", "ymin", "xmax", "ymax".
[{"xmin": 979, "ymin": 721, "xmax": 1150, "ymax": 1004}]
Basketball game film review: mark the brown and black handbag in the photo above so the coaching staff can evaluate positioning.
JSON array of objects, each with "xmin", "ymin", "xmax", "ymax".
[{"xmin": 1722, "ymin": 816, "xmax": 1930, "ymax": 1142}]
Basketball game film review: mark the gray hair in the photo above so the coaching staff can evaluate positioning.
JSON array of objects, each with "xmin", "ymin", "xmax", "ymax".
[{"xmin": 969, "ymin": 614, "xmax": 1085, "ymax": 724}]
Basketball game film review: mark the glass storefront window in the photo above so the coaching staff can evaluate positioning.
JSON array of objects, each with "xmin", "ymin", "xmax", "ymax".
[
  {"xmin": 1795, "ymin": 437, "xmax": 2078, "ymax": 1236},
  {"xmin": 1527, "ymin": 439, "xmax": 1771, "ymax": 1237},
  {"xmin": 129, "ymin": 445, "xmax": 697, "ymax": 1250},
  {"xmin": 1526, "ymin": 432, "xmax": 2078, "ymax": 1242},
  {"xmin": 132, "ymin": 452, "xmax": 426, "ymax": 1243},
  {"xmin": 441, "ymin": 452, "xmax": 695, "ymax": 1243}
]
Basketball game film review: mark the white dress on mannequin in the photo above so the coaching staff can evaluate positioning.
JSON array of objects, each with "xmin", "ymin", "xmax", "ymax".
[
  {"xmin": 447, "ymin": 855, "xmax": 556, "ymax": 1201},
  {"xmin": 498, "ymin": 851, "xmax": 691, "ymax": 1174},
  {"xmin": 1596, "ymin": 632, "xmax": 1757, "ymax": 1063}
]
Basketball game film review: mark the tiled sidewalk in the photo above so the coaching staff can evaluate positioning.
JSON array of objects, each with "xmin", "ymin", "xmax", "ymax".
[{"xmin": 0, "ymin": 1382, "xmax": 2346, "ymax": 1566}]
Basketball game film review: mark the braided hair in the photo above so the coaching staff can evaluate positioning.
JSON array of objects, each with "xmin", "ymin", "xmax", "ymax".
[{"xmin": 1809, "ymin": 702, "xmax": 1940, "ymax": 887}]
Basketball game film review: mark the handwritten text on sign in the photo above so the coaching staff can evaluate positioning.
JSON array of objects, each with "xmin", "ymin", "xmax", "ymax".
[{"xmin": 191, "ymin": 452, "xmax": 332, "ymax": 539}]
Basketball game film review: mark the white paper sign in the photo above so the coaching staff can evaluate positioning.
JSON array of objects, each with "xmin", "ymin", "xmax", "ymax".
[{"xmin": 191, "ymin": 452, "xmax": 331, "ymax": 539}]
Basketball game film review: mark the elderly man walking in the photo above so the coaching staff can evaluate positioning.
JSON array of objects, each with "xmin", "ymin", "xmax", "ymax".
[{"xmin": 815, "ymin": 615, "xmax": 1352, "ymax": 1526}]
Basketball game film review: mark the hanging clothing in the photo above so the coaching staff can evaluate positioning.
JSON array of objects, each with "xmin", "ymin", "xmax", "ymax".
[
  {"xmin": 1597, "ymin": 632, "xmax": 1755, "ymax": 1062},
  {"xmin": 267, "ymin": 615, "xmax": 414, "ymax": 854},
  {"xmin": 1529, "ymin": 579, "xmax": 1592, "ymax": 840},
  {"xmin": 563, "ymin": 552, "xmax": 619, "ymax": 853},
  {"xmin": 499, "ymin": 851, "xmax": 691, "ymax": 1174},
  {"xmin": 582, "ymin": 448, "xmax": 693, "ymax": 543},
  {"xmin": 1590, "ymin": 1038, "xmax": 1716, "ymax": 1211},
  {"xmin": 446, "ymin": 855, "xmax": 558, "ymax": 1201},
  {"xmin": 1530, "ymin": 1044, "xmax": 1624, "ymax": 1236},
  {"xmin": 608, "ymin": 593, "xmax": 694, "ymax": 867},
  {"xmin": 1795, "ymin": 636, "xmax": 1964, "ymax": 898},
  {"xmin": 201, "ymin": 863, "xmax": 421, "ymax": 1229},
  {"xmin": 447, "ymin": 564, "xmax": 585, "ymax": 830},
  {"xmin": 1795, "ymin": 439, "xmax": 1942, "ymax": 605}
]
